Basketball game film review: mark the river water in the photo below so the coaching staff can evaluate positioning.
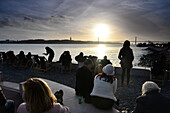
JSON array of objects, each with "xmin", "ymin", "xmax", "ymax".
[{"xmin": 0, "ymin": 44, "xmax": 147, "ymax": 68}]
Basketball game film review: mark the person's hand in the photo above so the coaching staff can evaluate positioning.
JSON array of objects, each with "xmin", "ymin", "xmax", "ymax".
[{"xmin": 43, "ymin": 53, "xmax": 46, "ymax": 55}]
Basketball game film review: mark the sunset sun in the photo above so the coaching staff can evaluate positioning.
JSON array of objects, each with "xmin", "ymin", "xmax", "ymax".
[{"xmin": 93, "ymin": 24, "xmax": 110, "ymax": 40}]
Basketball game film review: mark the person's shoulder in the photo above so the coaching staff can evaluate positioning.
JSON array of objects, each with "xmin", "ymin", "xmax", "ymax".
[
  {"xmin": 18, "ymin": 103, "xmax": 26, "ymax": 108},
  {"xmin": 51, "ymin": 103, "xmax": 70, "ymax": 113},
  {"xmin": 17, "ymin": 103, "xmax": 28, "ymax": 113},
  {"xmin": 136, "ymin": 95, "xmax": 147, "ymax": 103}
]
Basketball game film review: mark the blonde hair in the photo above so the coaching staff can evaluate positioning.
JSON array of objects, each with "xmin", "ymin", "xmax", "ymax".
[
  {"xmin": 142, "ymin": 81, "xmax": 161, "ymax": 95},
  {"xmin": 23, "ymin": 78, "xmax": 57, "ymax": 113}
]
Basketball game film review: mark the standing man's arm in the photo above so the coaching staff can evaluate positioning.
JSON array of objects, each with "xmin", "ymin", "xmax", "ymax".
[
  {"xmin": 118, "ymin": 49, "xmax": 122, "ymax": 60},
  {"xmin": 131, "ymin": 49, "xmax": 134, "ymax": 61}
]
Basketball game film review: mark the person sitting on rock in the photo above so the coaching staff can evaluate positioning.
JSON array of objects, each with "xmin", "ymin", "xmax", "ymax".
[
  {"xmin": 43, "ymin": 46, "xmax": 55, "ymax": 62},
  {"xmin": 17, "ymin": 78, "xmax": 70, "ymax": 113},
  {"xmin": 90, "ymin": 64, "xmax": 118, "ymax": 109},
  {"xmin": 0, "ymin": 87, "xmax": 15, "ymax": 113},
  {"xmin": 75, "ymin": 52, "xmax": 85, "ymax": 68},
  {"xmin": 75, "ymin": 59, "xmax": 94, "ymax": 100},
  {"xmin": 101, "ymin": 56, "xmax": 112, "ymax": 67},
  {"xmin": 132, "ymin": 81, "xmax": 170, "ymax": 113}
]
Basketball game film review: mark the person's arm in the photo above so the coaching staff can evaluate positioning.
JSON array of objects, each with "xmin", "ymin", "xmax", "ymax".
[
  {"xmin": 118, "ymin": 49, "xmax": 122, "ymax": 60},
  {"xmin": 0, "ymin": 88, "xmax": 6, "ymax": 106},
  {"xmin": 131, "ymin": 49, "xmax": 134, "ymax": 61},
  {"xmin": 132, "ymin": 97, "xmax": 144, "ymax": 113},
  {"xmin": 56, "ymin": 103, "xmax": 71, "ymax": 113}
]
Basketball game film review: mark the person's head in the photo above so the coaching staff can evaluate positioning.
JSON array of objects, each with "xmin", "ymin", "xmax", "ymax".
[
  {"xmin": 104, "ymin": 56, "xmax": 107, "ymax": 60},
  {"xmin": 80, "ymin": 52, "xmax": 83, "ymax": 56},
  {"xmin": 19, "ymin": 51, "xmax": 24, "ymax": 55},
  {"xmin": 102, "ymin": 64, "xmax": 115, "ymax": 76},
  {"xmin": 84, "ymin": 59, "xmax": 93, "ymax": 70},
  {"xmin": 45, "ymin": 46, "xmax": 50, "ymax": 50},
  {"xmin": 22, "ymin": 78, "xmax": 57, "ymax": 113},
  {"xmin": 66, "ymin": 51, "xmax": 70, "ymax": 55},
  {"xmin": 142, "ymin": 81, "xmax": 161, "ymax": 95},
  {"xmin": 27, "ymin": 52, "xmax": 31, "ymax": 56},
  {"xmin": 123, "ymin": 40, "xmax": 130, "ymax": 47}
]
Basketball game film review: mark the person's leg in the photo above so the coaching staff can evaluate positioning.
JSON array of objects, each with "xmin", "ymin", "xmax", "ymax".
[
  {"xmin": 48, "ymin": 55, "xmax": 54, "ymax": 62},
  {"xmin": 121, "ymin": 68, "xmax": 126, "ymax": 86},
  {"xmin": 127, "ymin": 68, "xmax": 131, "ymax": 86}
]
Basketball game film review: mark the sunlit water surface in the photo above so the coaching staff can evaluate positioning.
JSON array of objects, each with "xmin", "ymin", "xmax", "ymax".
[{"xmin": 0, "ymin": 44, "xmax": 147, "ymax": 68}]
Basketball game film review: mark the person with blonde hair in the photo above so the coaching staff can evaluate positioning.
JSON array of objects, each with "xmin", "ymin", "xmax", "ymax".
[
  {"xmin": 132, "ymin": 81, "xmax": 170, "ymax": 113},
  {"xmin": 17, "ymin": 78, "xmax": 70, "ymax": 113}
]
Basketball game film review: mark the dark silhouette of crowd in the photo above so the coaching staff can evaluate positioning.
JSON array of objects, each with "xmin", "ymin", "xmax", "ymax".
[{"xmin": 0, "ymin": 40, "xmax": 170, "ymax": 113}]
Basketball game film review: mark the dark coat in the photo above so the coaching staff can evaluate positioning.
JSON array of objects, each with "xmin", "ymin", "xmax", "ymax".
[
  {"xmin": 118, "ymin": 47, "xmax": 134, "ymax": 68},
  {"xmin": 46, "ymin": 47, "xmax": 54, "ymax": 57},
  {"xmin": 0, "ymin": 87, "xmax": 6, "ymax": 106},
  {"xmin": 75, "ymin": 66, "xmax": 94, "ymax": 97},
  {"xmin": 133, "ymin": 91, "xmax": 170, "ymax": 113}
]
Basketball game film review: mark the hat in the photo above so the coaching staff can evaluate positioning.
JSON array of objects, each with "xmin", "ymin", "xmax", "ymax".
[
  {"xmin": 142, "ymin": 81, "xmax": 161, "ymax": 95},
  {"xmin": 102, "ymin": 64, "xmax": 115, "ymax": 76}
]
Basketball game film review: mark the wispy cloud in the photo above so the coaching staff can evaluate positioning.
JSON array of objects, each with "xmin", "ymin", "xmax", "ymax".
[{"xmin": 0, "ymin": 0, "xmax": 170, "ymax": 41}]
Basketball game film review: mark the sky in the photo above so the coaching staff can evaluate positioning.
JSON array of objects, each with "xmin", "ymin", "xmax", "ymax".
[{"xmin": 0, "ymin": 0, "xmax": 170, "ymax": 42}]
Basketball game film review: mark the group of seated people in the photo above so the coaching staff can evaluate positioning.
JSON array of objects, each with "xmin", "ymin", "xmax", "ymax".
[
  {"xmin": 75, "ymin": 59, "xmax": 170, "ymax": 112},
  {"xmin": 75, "ymin": 52, "xmax": 112, "ymax": 74},
  {"xmin": 0, "ymin": 70, "xmax": 170, "ymax": 113},
  {"xmin": 0, "ymin": 49, "xmax": 53, "ymax": 72}
]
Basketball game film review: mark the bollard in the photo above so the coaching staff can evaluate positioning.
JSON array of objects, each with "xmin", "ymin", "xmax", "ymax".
[{"xmin": 0, "ymin": 71, "xmax": 3, "ymax": 82}]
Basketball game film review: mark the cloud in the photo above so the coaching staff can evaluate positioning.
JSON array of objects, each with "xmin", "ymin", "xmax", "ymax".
[{"xmin": 0, "ymin": 0, "xmax": 170, "ymax": 41}]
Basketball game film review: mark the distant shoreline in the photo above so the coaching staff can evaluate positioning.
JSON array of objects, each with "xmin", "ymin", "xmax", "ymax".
[{"xmin": 0, "ymin": 39, "xmax": 122, "ymax": 44}]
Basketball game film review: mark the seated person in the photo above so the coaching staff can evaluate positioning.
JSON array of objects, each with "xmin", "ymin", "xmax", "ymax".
[
  {"xmin": 61, "ymin": 51, "xmax": 72, "ymax": 73},
  {"xmin": 101, "ymin": 56, "xmax": 112, "ymax": 67},
  {"xmin": 17, "ymin": 78, "xmax": 70, "ymax": 113},
  {"xmin": 25, "ymin": 52, "xmax": 32, "ymax": 68},
  {"xmin": 75, "ymin": 52, "xmax": 85, "ymax": 68},
  {"xmin": 132, "ymin": 81, "xmax": 170, "ymax": 113},
  {"xmin": 90, "ymin": 64, "xmax": 118, "ymax": 109},
  {"xmin": 0, "ymin": 87, "xmax": 15, "ymax": 113},
  {"xmin": 43, "ymin": 46, "xmax": 55, "ymax": 62},
  {"xmin": 75, "ymin": 59, "xmax": 94, "ymax": 99}
]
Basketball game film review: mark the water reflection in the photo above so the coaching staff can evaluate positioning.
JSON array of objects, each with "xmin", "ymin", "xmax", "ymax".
[{"xmin": 96, "ymin": 44, "xmax": 106, "ymax": 59}]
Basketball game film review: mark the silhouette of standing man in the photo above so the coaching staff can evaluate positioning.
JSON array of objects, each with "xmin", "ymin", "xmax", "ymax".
[
  {"xmin": 43, "ymin": 46, "xmax": 54, "ymax": 62},
  {"xmin": 118, "ymin": 40, "xmax": 134, "ymax": 87}
]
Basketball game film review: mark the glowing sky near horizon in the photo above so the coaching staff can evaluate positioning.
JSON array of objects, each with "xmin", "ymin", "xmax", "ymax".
[{"xmin": 0, "ymin": 0, "xmax": 170, "ymax": 41}]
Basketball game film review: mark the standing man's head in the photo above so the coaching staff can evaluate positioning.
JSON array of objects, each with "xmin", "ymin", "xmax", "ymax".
[
  {"xmin": 84, "ymin": 59, "xmax": 93, "ymax": 70},
  {"xmin": 123, "ymin": 40, "xmax": 130, "ymax": 47}
]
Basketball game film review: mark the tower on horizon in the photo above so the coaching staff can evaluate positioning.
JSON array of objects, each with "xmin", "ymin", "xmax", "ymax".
[{"xmin": 135, "ymin": 36, "xmax": 137, "ymax": 45}]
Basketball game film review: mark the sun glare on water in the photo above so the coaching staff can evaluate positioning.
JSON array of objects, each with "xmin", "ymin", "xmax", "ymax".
[
  {"xmin": 93, "ymin": 24, "xmax": 110, "ymax": 41},
  {"xmin": 96, "ymin": 44, "xmax": 106, "ymax": 59}
]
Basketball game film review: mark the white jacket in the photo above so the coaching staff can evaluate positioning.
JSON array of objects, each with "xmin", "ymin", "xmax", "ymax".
[{"xmin": 90, "ymin": 75, "xmax": 117, "ymax": 101}]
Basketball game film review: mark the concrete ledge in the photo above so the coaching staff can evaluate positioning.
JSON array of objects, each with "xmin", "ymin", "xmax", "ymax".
[
  {"xmin": 20, "ymin": 78, "xmax": 120, "ymax": 113},
  {"xmin": 115, "ymin": 67, "xmax": 150, "ymax": 77},
  {"xmin": 0, "ymin": 81, "xmax": 19, "ymax": 93}
]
